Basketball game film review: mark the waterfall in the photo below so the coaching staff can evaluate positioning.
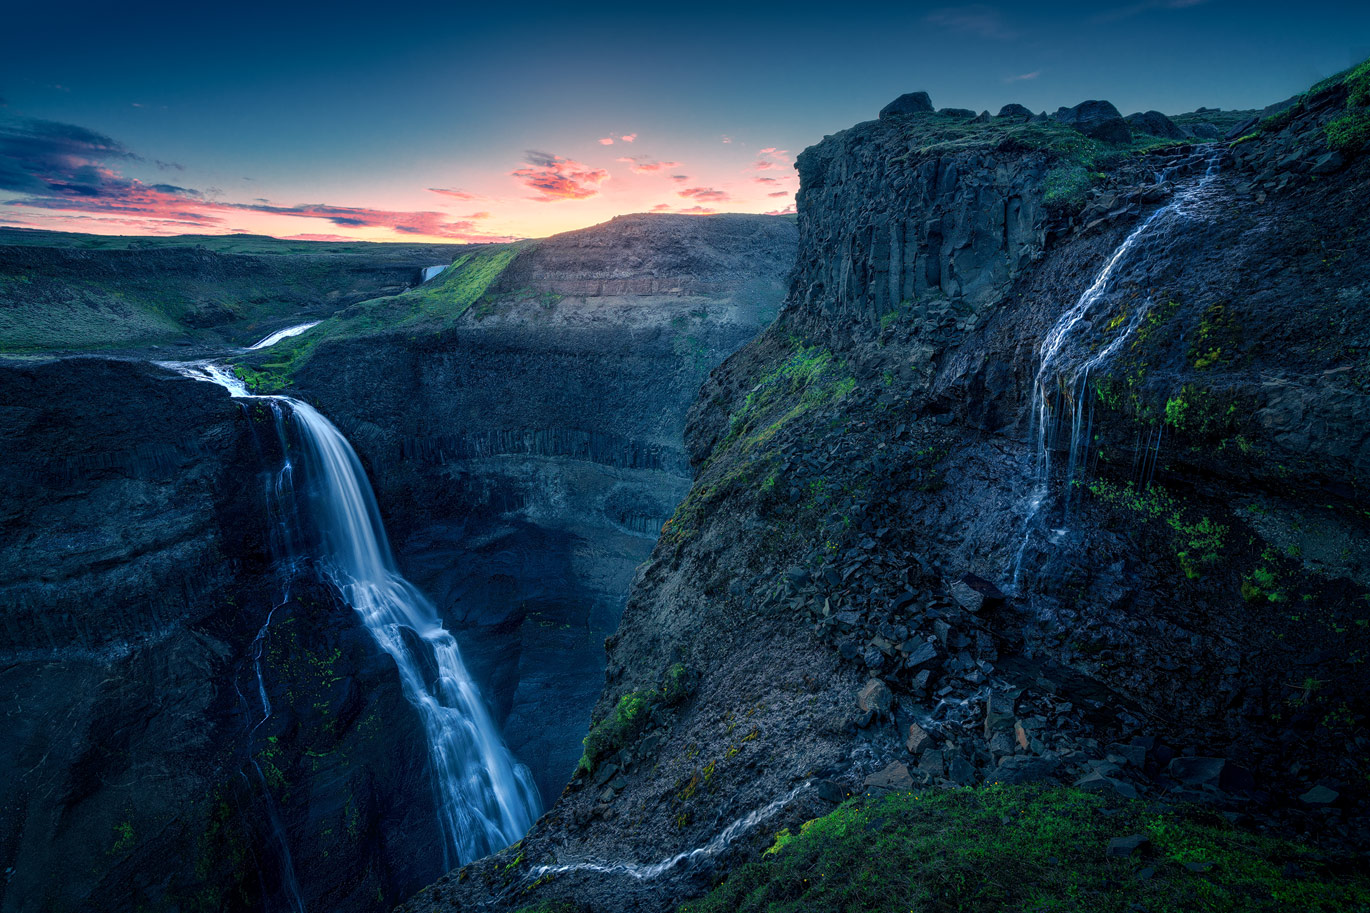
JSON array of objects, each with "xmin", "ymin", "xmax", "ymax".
[
  {"xmin": 161, "ymin": 357, "xmax": 540, "ymax": 874},
  {"xmin": 1010, "ymin": 149, "xmax": 1225, "ymax": 589},
  {"xmin": 246, "ymin": 321, "xmax": 321, "ymax": 351},
  {"xmin": 421, "ymin": 265, "xmax": 448, "ymax": 283}
]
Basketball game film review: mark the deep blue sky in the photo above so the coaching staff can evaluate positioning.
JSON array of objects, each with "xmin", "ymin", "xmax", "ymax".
[{"xmin": 1, "ymin": 1, "xmax": 1365, "ymax": 240}]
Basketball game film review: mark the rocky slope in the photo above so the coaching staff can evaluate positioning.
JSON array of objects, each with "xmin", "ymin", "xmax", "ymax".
[{"xmin": 417, "ymin": 66, "xmax": 1370, "ymax": 913}]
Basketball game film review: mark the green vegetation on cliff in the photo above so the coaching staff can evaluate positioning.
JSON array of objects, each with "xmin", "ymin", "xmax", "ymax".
[
  {"xmin": 682, "ymin": 785, "xmax": 1370, "ymax": 913},
  {"xmin": 236, "ymin": 245, "xmax": 518, "ymax": 390}
]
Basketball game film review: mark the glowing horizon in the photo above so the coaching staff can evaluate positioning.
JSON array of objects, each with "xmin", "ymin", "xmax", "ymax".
[{"xmin": 2, "ymin": 0, "xmax": 1361, "ymax": 244}]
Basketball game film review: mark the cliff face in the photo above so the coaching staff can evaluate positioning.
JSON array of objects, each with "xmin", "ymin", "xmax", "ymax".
[
  {"xmin": 0, "ymin": 360, "xmax": 443, "ymax": 912},
  {"xmin": 420, "ymin": 76, "xmax": 1370, "ymax": 913},
  {"xmin": 288, "ymin": 213, "xmax": 797, "ymax": 802}
]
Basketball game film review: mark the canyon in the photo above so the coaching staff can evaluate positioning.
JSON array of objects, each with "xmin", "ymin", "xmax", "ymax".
[{"xmin": 3, "ymin": 61, "xmax": 1370, "ymax": 913}]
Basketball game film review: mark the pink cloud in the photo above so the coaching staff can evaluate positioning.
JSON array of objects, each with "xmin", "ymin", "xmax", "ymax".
[
  {"xmin": 678, "ymin": 186, "xmax": 729, "ymax": 202},
  {"xmin": 652, "ymin": 203, "xmax": 672, "ymax": 211},
  {"xmin": 598, "ymin": 137, "xmax": 615, "ymax": 145},
  {"xmin": 677, "ymin": 206, "xmax": 718, "ymax": 215},
  {"xmin": 511, "ymin": 150, "xmax": 609, "ymax": 201},
  {"xmin": 616, "ymin": 156, "xmax": 682, "ymax": 174},
  {"xmin": 753, "ymin": 176, "xmax": 780, "ymax": 184},
  {"xmin": 767, "ymin": 191, "xmax": 791, "ymax": 197},
  {"xmin": 467, "ymin": 211, "xmax": 491, "ymax": 219},
  {"xmin": 765, "ymin": 204, "xmax": 797, "ymax": 216},
  {"xmin": 428, "ymin": 187, "xmax": 479, "ymax": 200},
  {"xmin": 621, "ymin": 133, "xmax": 637, "ymax": 142}
]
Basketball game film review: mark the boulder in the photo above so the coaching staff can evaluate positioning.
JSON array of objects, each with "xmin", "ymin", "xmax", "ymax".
[
  {"xmin": 950, "ymin": 573, "xmax": 1004, "ymax": 613},
  {"xmin": 1167, "ymin": 756, "xmax": 1227, "ymax": 788},
  {"xmin": 1299, "ymin": 785, "xmax": 1340, "ymax": 806},
  {"xmin": 903, "ymin": 638, "xmax": 941, "ymax": 670},
  {"xmin": 1126, "ymin": 110, "xmax": 1184, "ymax": 139},
  {"xmin": 918, "ymin": 748, "xmax": 946, "ymax": 778},
  {"xmin": 939, "ymin": 107, "xmax": 977, "ymax": 119},
  {"xmin": 1311, "ymin": 151, "xmax": 1345, "ymax": 175},
  {"xmin": 864, "ymin": 761, "xmax": 915, "ymax": 793},
  {"xmin": 1107, "ymin": 834, "xmax": 1151, "ymax": 857},
  {"xmin": 983, "ymin": 690, "xmax": 1018, "ymax": 739},
  {"xmin": 858, "ymin": 678, "xmax": 894, "ymax": 716},
  {"xmin": 906, "ymin": 722, "xmax": 934, "ymax": 755},
  {"xmin": 879, "ymin": 91, "xmax": 934, "ymax": 120},
  {"xmin": 997, "ymin": 103, "xmax": 1033, "ymax": 119},
  {"xmin": 1053, "ymin": 100, "xmax": 1132, "ymax": 144},
  {"xmin": 1075, "ymin": 770, "xmax": 1139, "ymax": 799}
]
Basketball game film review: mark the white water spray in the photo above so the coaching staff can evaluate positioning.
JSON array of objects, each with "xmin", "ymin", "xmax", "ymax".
[
  {"xmin": 161, "ymin": 349, "xmax": 540, "ymax": 871},
  {"xmin": 246, "ymin": 321, "xmax": 321, "ymax": 351},
  {"xmin": 421, "ymin": 265, "xmax": 448, "ymax": 283},
  {"xmin": 1010, "ymin": 150, "xmax": 1225, "ymax": 589},
  {"xmin": 528, "ymin": 782, "xmax": 813, "ymax": 882}
]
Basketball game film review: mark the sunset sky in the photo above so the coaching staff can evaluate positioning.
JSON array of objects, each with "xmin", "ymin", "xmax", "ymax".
[{"xmin": 1, "ymin": 0, "xmax": 1365, "ymax": 243}]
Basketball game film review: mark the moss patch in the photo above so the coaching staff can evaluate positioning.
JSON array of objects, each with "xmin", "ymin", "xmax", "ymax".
[{"xmin": 681, "ymin": 785, "xmax": 1370, "ymax": 913}]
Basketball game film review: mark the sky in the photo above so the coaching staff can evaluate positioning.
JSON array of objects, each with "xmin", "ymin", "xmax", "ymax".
[{"xmin": 0, "ymin": 0, "xmax": 1366, "ymax": 243}]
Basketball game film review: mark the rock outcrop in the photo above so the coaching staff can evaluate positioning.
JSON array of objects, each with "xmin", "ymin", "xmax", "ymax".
[{"xmin": 414, "ymin": 68, "xmax": 1370, "ymax": 913}]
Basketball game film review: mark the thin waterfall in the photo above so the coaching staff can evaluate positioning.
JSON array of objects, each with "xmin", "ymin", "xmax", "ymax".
[
  {"xmin": 160, "ymin": 356, "xmax": 540, "ymax": 873},
  {"xmin": 1009, "ymin": 149, "xmax": 1224, "ymax": 590}
]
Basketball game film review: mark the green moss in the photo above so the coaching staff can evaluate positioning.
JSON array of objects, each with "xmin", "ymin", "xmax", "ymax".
[
  {"xmin": 577, "ymin": 690, "xmax": 656, "ymax": 776},
  {"xmin": 510, "ymin": 902, "xmax": 580, "ymax": 913},
  {"xmin": 681, "ymin": 785, "xmax": 1370, "ymax": 913},
  {"xmin": 1088, "ymin": 479, "xmax": 1227, "ymax": 579},
  {"xmin": 110, "ymin": 819, "xmax": 136, "ymax": 855}
]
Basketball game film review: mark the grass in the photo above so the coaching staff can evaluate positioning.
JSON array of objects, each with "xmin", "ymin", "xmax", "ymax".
[
  {"xmin": 1086, "ymin": 478, "xmax": 1227, "ymax": 580},
  {"xmin": 575, "ymin": 664, "xmax": 694, "ymax": 777},
  {"xmin": 680, "ymin": 784, "xmax": 1370, "ymax": 913},
  {"xmin": 1324, "ymin": 58, "xmax": 1370, "ymax": 153},
  {"xmin": 237, "ymin": 245, "xmax": 519, "ymax": 389}
]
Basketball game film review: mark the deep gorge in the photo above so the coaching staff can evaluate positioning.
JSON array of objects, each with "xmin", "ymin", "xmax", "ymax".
[{"xmin": 4, "ymin": 55, "xmax": 1370, "ymax": 913}]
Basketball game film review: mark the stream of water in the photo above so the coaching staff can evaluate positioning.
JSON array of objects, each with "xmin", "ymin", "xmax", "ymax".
[
  {"xmin": 159, "ymin": 330, "xmax": 540, "ymax": 901},
  {"xmin": 1009, "ymin": 149, "xmax": 1225, "ymax": 590}
]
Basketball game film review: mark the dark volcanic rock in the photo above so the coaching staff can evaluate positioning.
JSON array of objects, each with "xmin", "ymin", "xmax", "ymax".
[
  {"xmin": 879, "ymin": 91, "xmax": 934, "ymax": 119},
  {"xmin": 997, "ymin": 103, "xmax": 1034, "ymax": 119},
  {"xmin": 1053, "ymin": 99, "xmax": 1132, "ymax": 143},
  {"xmin": 1126, "ymin": 109, "xmax": 1185, "ymax": 139}
]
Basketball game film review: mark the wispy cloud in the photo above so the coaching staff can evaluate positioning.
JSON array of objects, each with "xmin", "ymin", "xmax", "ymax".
[
  {"xmin": 0, "ymin": 116, "xmax": 515, "ymax": 240},
  {"xmin": 764, "ymin": 204, "xmax": 797, "ymax": 216},
  {"xmin": 1093, "ymin": 0, "xmax": 1210, "ymax": 22},
  {"xmin": 925, "ymin": 5, "xmax": 1017, "ymax": 40},
  {"xmin": 598, "ymin": 137, "xmax": 615, "ymax": 145},
  {"xmin": 677, "ymin": 186, "xmax": 730, "ymax": 202},
  {"xmin": 621, "ymin": 133, "xmax": 637, "ymax": 143},
  {"xmin": 511, "ymin": 150, "xmax": 609, "ymax": 201},
  {"xmin": 1003, "ymin": 70, "xmax": 1041, "ymax": 83},
  {"xmin": 616, "ymin": 156, "xmax": 682, "ymax": 174},
  {"xmin": 767, "ymin": 191, "xmax": 791, "ymax": 198},
  {"xmin": 429, "ymin": 187, "xmax": 479, "ymax": 200}
]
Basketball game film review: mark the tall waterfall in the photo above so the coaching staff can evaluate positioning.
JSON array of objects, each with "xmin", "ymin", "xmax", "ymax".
[
  {"xmin": 163, "ymin": 351, "xmax": 540, "ymax": 873},
  {"xmin": 1010, "ymin": 149, "xmax": 1225, "ymax": 589}
]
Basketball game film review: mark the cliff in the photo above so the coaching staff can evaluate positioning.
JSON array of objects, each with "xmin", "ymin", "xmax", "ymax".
[{"xmin": 417, "ymin": 64, "xmax": 1370, "ymax": 913}]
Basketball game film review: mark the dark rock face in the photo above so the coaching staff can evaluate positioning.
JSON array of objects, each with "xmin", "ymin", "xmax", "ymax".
[
  {"xmin": 0, "ymin": 359, "xmax": 443, "ymax": 912},
  {"xmin": 791, "ymin": 118, "xmax": 1050, "ymax": 332},
  {"xmin": 1127, "ymin": 109, "xmax": 1185, "ymax": 139},
  {"xmin": 288, "ymin": 213, "xmax": 797, "ymax": 804},
  {"xmin": 998, "ymin": 103, "xmax": 1034, "ymax": 119},
  {"xmin": 1052, "ymin": 99, "xmax": 1132, "ymax": 143},
  {"xmin": 879, "ymin": 91, "xmax": 934, "ymax": 119},
  {"xmin": 416, "ymin": 77, "xmax": 1370, "ymax": 913}
]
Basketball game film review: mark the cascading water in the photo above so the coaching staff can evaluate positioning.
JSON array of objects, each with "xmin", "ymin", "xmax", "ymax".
[
  {"xmin": 1010, "ymin": 149, "xmax": 1225, "ymax": 589},
  {"xmin": 160, "ymin": 348, "xmax": 540, "ymax": 878}
]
